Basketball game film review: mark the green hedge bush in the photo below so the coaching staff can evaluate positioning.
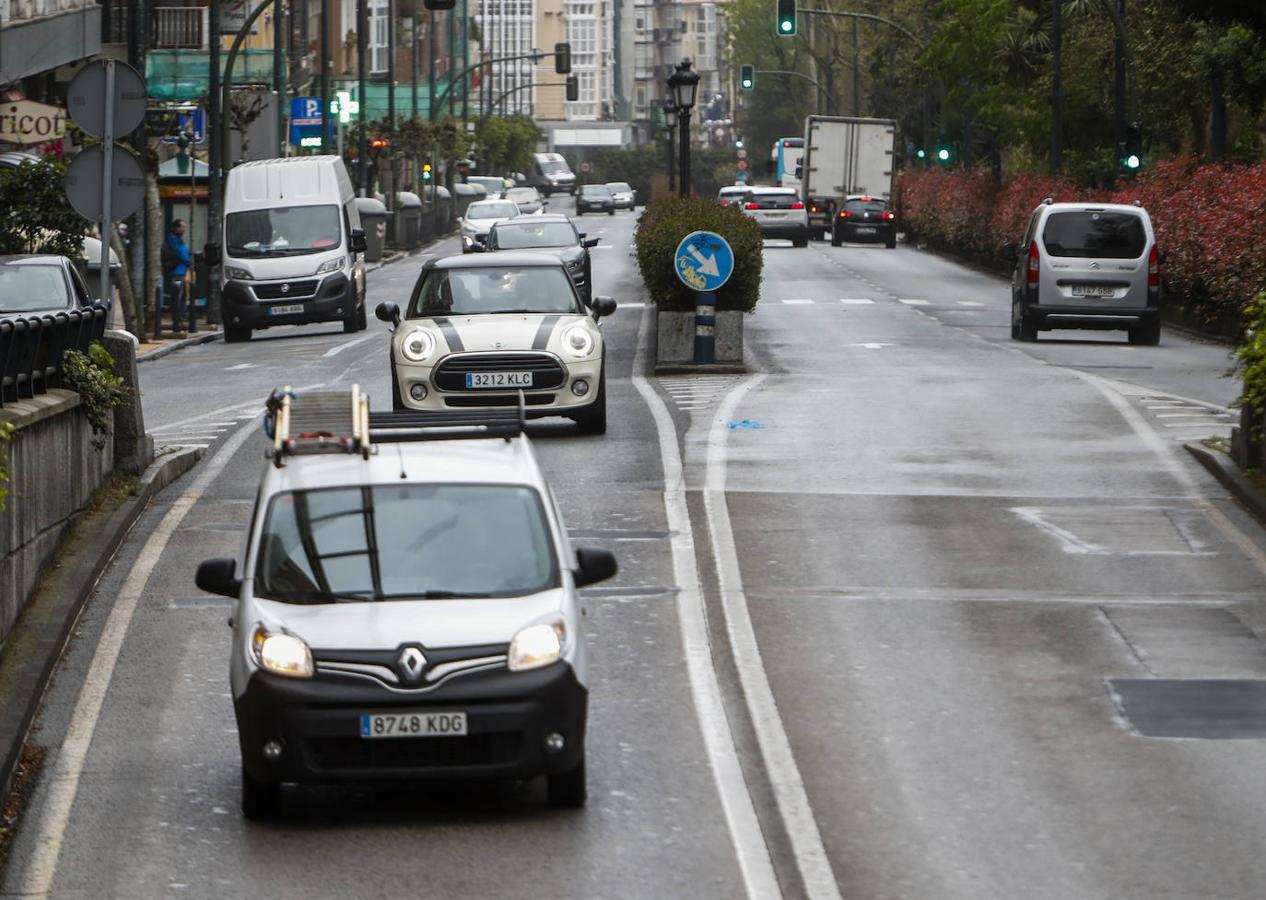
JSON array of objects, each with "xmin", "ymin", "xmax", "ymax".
[{"xmin": 633, "ymin": 197, "xmax": 763, "ymax": 312}]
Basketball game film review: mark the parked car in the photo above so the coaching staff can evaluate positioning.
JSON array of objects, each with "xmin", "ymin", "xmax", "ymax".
[
  {"xmin": 741, "ymin": 187, "xmax": 809, "ymax": 247},
  {"xmin": 1006, "ymin": 200, "xmax": 1163, "ymax": 346},
  {"xmin": 460, "ymin": 199, "xmax": 522, "ymax": 253},
  {"xmin": 605, "ymin": 182, "xmax": 636, "ymax": 210},
  {"xmin": 504, "ymin": 186, "xmax": 545, "ymax": 216},
  {"xmin": 195, "ymin": 387, "xmax": 617, "ymax": 818},
  {"xmin": 466, "ymin": 176, "xmax": 509, "ymax": 200},
  {"xmin": 831, "ymin": 195, "xmax": 897, "ymax": 248},
  {"xmin": 487, "ymin": 214, "xmax": 600, "ymax": 303},
  {"xmin": 718, "ymin": 185, "xmax": 752, "ymax": 208},
  {"xmin": 376, "ymin": 251, "xmax": 616, "ymax": 432},
  {"xmin": 575, "ymin": 184, "xmax": 615, "ymax": 216},
  {"xmin": 0, "ymin": 254, "xmax": 94, "ymax": 316}
]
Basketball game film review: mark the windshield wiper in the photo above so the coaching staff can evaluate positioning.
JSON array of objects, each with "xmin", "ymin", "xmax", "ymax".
[
  {"xmin": 262, "ymin": 590, "xmax": 375, "ymax": 603},
  {"xmin": 417, "ymin": 590, "xmax": 492, "ymax": 599}
]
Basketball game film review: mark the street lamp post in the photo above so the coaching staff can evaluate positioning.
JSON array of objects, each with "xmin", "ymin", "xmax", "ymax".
[
  {"xmin": 663, "ymin": 98, "xmax": 677, "ymax": 194},
  {"xmin": 667, "ymin": 60, "xmax": 699, "ymax": 198}
]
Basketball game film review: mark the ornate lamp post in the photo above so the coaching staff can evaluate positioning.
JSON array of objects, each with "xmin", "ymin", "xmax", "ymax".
[
  {"xmin": 662, "ymin": 97, "xmax": 678, "ymax": 194},
  {"xmin": 666, "ymin": 60, "xmax": 700, "ymax": 198}
]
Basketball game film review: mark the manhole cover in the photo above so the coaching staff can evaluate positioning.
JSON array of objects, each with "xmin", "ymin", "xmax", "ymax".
[{"xmin": 1108, "ymin": 679, "xmax": 1266, "ymax": 739}]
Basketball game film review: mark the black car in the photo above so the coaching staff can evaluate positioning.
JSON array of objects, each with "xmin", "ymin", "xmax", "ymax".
[
  {"xmin": 576, "ymin": 184, "xmax": 615, "ymax": 216},
  {"xmin": 0, "ymin": 254, "xmax": 95, "ymax": 316},
  {"xmin": 487, "ymin": 215, "xmax": 601, "ymax": 303},
  {"xmin": 831, "ymin": 195, "xmax": 897, "ymax": 248}
]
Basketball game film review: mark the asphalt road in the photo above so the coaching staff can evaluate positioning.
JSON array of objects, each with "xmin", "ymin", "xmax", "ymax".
[{"xmin": 4, "ymin": 219, "xmax": 1266, "ymax": 899}]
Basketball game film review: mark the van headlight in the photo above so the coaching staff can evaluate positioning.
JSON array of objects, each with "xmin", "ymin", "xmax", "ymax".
[
  {"xmin": 224, "ymin": 266, "xmax": 253, "ymax": 281},
  {"xmin": 508, "ymin": 621, "xmax": 567, "ymax": 672},
  {"xmin": 400, "ymin": 328, "xmax": 436, "ymax": 362},
  {"xmin": 316, "ymin": 256, "xmax": 346, "ymax": 275},
  {"xmin": 561, "ymin": 325, "xmax": 595, "ymax": 358},
  {"xmin": 251, "ymin": 626, "xmax": 314, "ymax": 678}
]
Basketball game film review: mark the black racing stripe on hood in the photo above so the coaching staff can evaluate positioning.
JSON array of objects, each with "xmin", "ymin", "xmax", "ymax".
[
  {"xmin": 432, "ymin": 317, "xmax": 465, "ymax": 352},
  {"xmin": 532, "ymin": 315, "xmax": 562, "ymax": 350}
]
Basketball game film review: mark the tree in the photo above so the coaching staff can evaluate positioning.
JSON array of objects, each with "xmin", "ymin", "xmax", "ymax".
[{"xmin": 0, "ymin": 154, "xmax": 85, "ymax": 257}]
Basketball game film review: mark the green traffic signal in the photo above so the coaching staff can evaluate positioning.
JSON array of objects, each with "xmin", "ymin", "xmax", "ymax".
[
  {"xmin": 776, "ymin": 0, "xmax": 796, "ymax": 36},
  {"xmin": 1124, "ymin": 153, "xmax": 1141, "ymax": 170},
  {"xmin": 916, "ymin": 148, "xmax": 926, "ymax": 160},
  {"xmin": 740, "ymin": 64, "xmax": 754, "ymax": 91}
]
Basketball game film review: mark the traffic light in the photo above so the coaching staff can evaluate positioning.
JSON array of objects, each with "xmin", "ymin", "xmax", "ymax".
[
  {"xmin": 370, "ymin": 138, "xmax": 389, "ymax": 150},
  {"xmin": 1121, "ymin": 122, "xmax": 1143, "ymax": 173},
  {"xmin": 423, "ymin": 0, "xmax": 456, "ymax": 9},
  {"xmin": 739, "ymin": 64, "xmax": 754, "ymax": 91},
  {"xmin": 554, "ymin": 42, "xmax": 571, "ymax": 75},
  {"xmin": 776, "ymin": 0, "xmax": 796, "ymax": 36},
  {"xmin": 565, "ymin": 75, "xmax": 579, "ymax": 102},
  {"xmin": 422, "ymin": 162, "xmax": 433, "ymax": 182},
  {"xmin": 915, "ymin": 147, "xmax": 927, "ymax": 161},
  {"xmin": 934, "ymin": 140, "xmax": 955, "ymax": 166}
]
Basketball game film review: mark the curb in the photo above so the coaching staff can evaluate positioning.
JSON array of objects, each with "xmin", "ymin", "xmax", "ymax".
[
  {"xmin": 1184, "ymin": 442, "xmax": 1266, "ymax": 526},
  {"xmin": 654, "ymin": 363, "xmax": 749, "ymax": 375},
  {"xmin": 137, "ymin": 331, "xmax": 222, "ymax": 363},
  {"xmin": 0, "ymin": 447, "xmax": 202, "ymax": 801}
]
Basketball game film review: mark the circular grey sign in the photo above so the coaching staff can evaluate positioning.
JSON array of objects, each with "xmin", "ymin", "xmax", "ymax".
[
  {"xmin": 64, "ymin": 145, "xmax": 146, "ymax": 222},
  {"xmin": 67, "ymin": 60, "xmax": 147, "ymax": 139}
]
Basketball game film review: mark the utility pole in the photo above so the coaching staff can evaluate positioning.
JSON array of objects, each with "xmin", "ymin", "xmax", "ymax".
[
  {"xmin": 357, "ymin": 0, "xmax": 369, "ymax": 194},
  {"xmin": 461, "ymin": 0, "xmax": 470, "ymax": 122},
  {"xmin": 447, "ymin": 7, "xmax": 456, "ymax": 117},
  {"xmin": 208, "ymin": 0, "xmax": 222, "ymax": 324},
  {"xmin": 1051, "ymin": 0, "xmax": 1063, "ymax": 176},
  {"xmin": 428, "ymin": 11, "xmax": 437, "ymax": 119},
  {"xmin": 386, "ymin": 0, "xmax": 396, "ymax": 210},
  {"xmin": 320, "ymin": 0, "xmax": 330, "ymax": 150},
  {"xmin": 412, "ymin": 2, "xmax": 419, "ymax": 121},
  {"xmin": 274, "ymin": 0, "xmax": 286, "ymax": 156},
  {"xmin": 1113, "ymin": 0, "xmax": 1126, "ymax": 161}
]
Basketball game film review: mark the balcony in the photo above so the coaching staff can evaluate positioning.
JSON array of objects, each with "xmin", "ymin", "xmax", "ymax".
[
  {"xmin": 154, "ymin": 7, "xmax": 209, "ymax": 49},
  {"xmin": 0, "ymin": 0, "xmax": 100, "ymax": 85}
]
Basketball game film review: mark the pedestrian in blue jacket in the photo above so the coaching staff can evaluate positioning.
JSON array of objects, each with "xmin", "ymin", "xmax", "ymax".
[{"xmin": 162, "ymin": 220, "xmax": 192, "ymax": 332}]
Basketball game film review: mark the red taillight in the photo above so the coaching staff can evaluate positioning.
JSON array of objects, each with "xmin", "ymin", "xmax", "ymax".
[
  {"xmin": 1148, "ymin": 245, "xmax": 1159, "ymax": 288},
  {"xmin": 810, "ymin": 205, "xmax": 820, "ymax": 212},
  {"xmin": 744, "ymin": 202, "xmax": 760, "ymax": 210},
  {"xmin": 881, "ymin": 212, "xmax": 895, "ymax": 220},
  {"xmin": 837, "ymin": 210, "xmax": 852, "ymax": 218},
  {"xmin": 790, "ymin": 201, "xmax": 804, "ymax": 209},
  {"xmin": 1027, "ymin": 241, "xmax": 1040, "ymax": 286}
]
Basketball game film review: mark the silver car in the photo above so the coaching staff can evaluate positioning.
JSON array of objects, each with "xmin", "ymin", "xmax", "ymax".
[
  {"xmin": 460, "ymin": 199, "xmax": 521, "ymax": 253},
  {"xmin": 740, "ymin": 187, "xmax": 809, "ymax": 247},
  {"xmin": 605, "ymin": 182, "xmax": 636, "ymax": 210},
  {"xmin": 1007, "ymin": 200, "xmax": 1163, "ymax": 345}
]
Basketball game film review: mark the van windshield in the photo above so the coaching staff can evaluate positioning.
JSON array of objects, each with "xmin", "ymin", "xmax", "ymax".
[
  {"xmin": 226, "ymin": 204, "xmax": 342, "ymax": 257},
  {"xmin": 1042, "ymin": 211, "xmax": 1146, "ymax": 259},
  {"xmin": 256, "ymin": 484, "xmax": 558, "ymax": 603},
  {"xmin": 540, "ymin": 160, "xmax": 570, "ymax": 175}
]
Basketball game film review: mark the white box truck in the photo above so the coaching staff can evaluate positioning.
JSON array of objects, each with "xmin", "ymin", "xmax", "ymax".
[{"xmin": 800, "ymin": 116, "xmax": 896, "ymax": 240}]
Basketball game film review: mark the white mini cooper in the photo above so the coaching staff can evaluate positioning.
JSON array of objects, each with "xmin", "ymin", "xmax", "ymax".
[{"xmin": 376, "ymin": 252, "xmax": 616, "ymax": 434}]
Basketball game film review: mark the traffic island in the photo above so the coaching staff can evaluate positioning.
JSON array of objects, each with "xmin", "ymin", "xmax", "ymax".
[{"xmin": 654, "ymin": 310, "xmax": 747, "ymax": 374}]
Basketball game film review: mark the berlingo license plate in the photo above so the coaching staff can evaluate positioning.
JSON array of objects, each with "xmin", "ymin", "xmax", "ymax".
[
  {"xmin": 360, "ymin": 712, "xmax": 467, "ymax": 738},
  {"xmin": 1072, "ymin": 285, "xmax": 1115, "ymax": 297},
  {"xmin": 467, "ymin": 371, "xmax": 532, "ymax": 388}
]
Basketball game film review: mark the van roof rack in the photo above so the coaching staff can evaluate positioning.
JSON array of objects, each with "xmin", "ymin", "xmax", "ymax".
[{"xmin": 265, "ymin": 386, "xmax": 526, "ymax": 465}]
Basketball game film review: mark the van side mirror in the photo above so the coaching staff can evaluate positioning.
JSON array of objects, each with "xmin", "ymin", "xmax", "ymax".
[
  {"xmin": 196, "ymin": 558, "xmax": 241, "ymax": 598},
  {"xmin": 592, "ymin": 296, "xmax": 617, "ymax": 318},
  {"xmin": 582, "ymin": 237, "xmax": 600, "ymax": 248},
  {"xmin": 350, "ymin": 229, "xmax": 368, "ymax": 254},
  {"xmin": 203, "ymin": 242, "xmax": 222, "ymax": 266},
  {"xmin": 574, "ymin": 546, "xmax": 617, "ymax": 587},
  {"xmin": 375, "ymin": 301, "xmax": 400, "ymax": 327}
]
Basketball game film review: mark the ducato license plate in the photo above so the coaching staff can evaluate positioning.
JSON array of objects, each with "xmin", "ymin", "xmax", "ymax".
[
  {"xmin": 854, "ymin": 226, "xmax": 876, "ymax": 234},
  {"xmin": 467, "ymin": 371, "xmax": 532, "ymax": 389},
  {"xmin": 360, "ymin": 712, "xmax": 467, "ymax": 739},
  {"xmin": 1072, "ymin": 285, "xmax": 1115, "ymax": 298},
  {"xmin": 268, "ymin": 303, "xmax": 304, "ymax": 316}
]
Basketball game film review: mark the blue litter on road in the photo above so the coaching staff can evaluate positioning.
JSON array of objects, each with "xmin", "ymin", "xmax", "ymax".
[{"xmin": 727, "ymin": 419, "xmax": 764, "ymax": 430}]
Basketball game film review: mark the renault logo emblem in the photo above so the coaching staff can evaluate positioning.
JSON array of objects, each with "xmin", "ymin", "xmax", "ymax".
[{"xmin": 397, "ymin": 646, "xmax": 427, "ymax": 684}]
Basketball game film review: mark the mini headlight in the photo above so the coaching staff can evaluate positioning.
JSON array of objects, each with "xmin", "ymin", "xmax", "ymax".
[
  {"xmin": 316, "ymin": 256, "xmax": 346, "ymax": 275},
  {"xmin": 400, "ymin": 328, "xmax": 435, "ymax": 362},
  {"xmin": 561, "ymin": 325, "xmax": 595, "ymax": 358},
  {"xmin": 224, "ymin": 266, "xmax": 253, "ymax": 281},
  {"xmin": 508, "ymin": 621, "xmax": 566, "ymax": 672},
  {"xmin": 251, "ymin": 626, "xmax": 313, "ymax": 678}
]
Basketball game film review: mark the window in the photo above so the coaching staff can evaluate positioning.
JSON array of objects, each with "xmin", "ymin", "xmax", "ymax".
[
  {"xmin": 368, "ymin": 0, "xmax": 389, "ymax": 74},
  {"xmin": 1042, "ymin": 211, "xmax": 1146, "ymax": 260}
]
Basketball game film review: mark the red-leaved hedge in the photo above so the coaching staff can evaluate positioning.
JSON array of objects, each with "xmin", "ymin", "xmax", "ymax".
[{"xmin": 897, "ymin": 160, "xmax": 1266, "ymax": 323}]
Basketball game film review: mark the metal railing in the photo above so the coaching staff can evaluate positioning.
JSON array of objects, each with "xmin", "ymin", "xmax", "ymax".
[
  {"xmin": 0, "ymin": 304, "xmax": 109, "ymax": 407},
  {"xmin": 154, "ymin": 7, "xmax": 208, "ymax": 49}
]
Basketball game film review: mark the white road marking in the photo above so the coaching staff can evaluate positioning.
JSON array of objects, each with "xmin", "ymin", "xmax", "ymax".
[
  {"xmin": 838, "ymin": 298, "xmax": 874, "ymax": 305},
  {"xmin": 630, "ymin": 309, "xmax": 781, "ymax": 899},
  {"xmin": 1156, "ymin": 412, "xmax": 1229, "ymax": 419},
  {"xmin": 845, "ymin": 342, "xmax": 890, "ymax": 350},
  {"xmin": 322, "ymin": 333, "xmax": 377, "ymax": 358},
  {"xmin": 224, "ymin": 362, "xmax": 256, "ymax": 371},
  {"xmin": 781, "ymin": 299, "xmax": 815, "ymax": 305},
  {"xmin": 17, "ymin": 417, "xmax": 260, "ymax": 897},
  {"xmin": 706, "ymin": 378, "xmax": 844, "ymax": 900},
  {"xmin": 956, "ymin": 300, "xmax": 985, "ymax": 307},
  {"xmin": 619, "ymin": 301, "xmax": 646, "ymax": 308},
  {"xmin": 898, "ymin": 298, "xmax": 929, "ymax": 306}
]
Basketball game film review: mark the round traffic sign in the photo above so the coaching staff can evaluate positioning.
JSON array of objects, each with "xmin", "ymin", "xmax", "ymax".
[
  {"xmin": 67, "ymin": 60, "xmax": 147, "ymax": 139},
  {"xmin": 579, "ymin": 160, "xmax": 593, "ymax": 174},
  {"xmin": 736, "ymin": 159, "xmax": 748, "ymax": 171},
  {"xmin": 674, "ymin": 231, "xmax": 735, "ymax": 292},
  {"xmin": 64, "ymin": 145, "xmax": 146, "ymax": 222}
]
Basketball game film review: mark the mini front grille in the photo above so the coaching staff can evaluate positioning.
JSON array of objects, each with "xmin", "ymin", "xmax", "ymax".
[
  {"xmin": 254, "ymin": 280, "xmax": 319, "ymax": 300},
  {"xmin": 306, "ymin": 733, "xmax": 523, "ymax": 770},
  {"xmin": 445, "ymin": 393, "xmax": 556, "ymax": 408},
  {"xmin": 434, "ymin": 353, "xmax": 566, "ymax": 391}
]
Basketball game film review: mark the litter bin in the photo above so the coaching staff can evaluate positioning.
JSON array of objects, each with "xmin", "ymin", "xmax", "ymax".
[
  {"xmin": 355, "ymin": 197, "xmax": 388, "ymax": 263},
  {"xmin": 453, "ymin": 182, "xmax": 486, "ymax": 221},
  {"xmin": 395, "ymin": 192, "xmax": 423, "ymax": 249},
  {"xmin": 431, "ymin": 185, "xmax": 453, "ymax": 233}
]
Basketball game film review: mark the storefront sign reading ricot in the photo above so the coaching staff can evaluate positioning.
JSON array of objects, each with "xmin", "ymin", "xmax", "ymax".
[{"xmin": 0, "ymin": 100, "xmax": 68, "ymax": 146}]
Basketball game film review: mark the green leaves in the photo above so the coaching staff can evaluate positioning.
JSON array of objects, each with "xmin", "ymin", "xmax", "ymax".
[
  {"xmin": 63, "ymin": 341, "xmax": 131, "ymax": 452},
  {"xmin": 0, "ymin": 154, "xmax": 86, "ymax": 258}
]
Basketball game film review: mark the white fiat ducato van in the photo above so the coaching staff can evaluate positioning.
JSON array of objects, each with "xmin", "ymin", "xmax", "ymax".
[{"xmin": 215, "ymin": 156, "xmax": 368, "ymax": 343}]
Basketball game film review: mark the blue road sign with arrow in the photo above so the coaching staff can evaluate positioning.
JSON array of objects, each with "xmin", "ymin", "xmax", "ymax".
[{"xmin": 674, "ymin": 230, "xmax": 735, "ymax": 292}]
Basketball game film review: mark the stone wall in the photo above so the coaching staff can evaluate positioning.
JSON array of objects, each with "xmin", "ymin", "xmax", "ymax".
[{"xmin": 0, "ymin": 391, "xmax": 113, "ymax": 645}]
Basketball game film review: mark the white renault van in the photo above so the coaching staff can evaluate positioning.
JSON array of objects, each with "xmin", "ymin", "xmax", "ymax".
[
  {"xmin": 529, "ymin": 153, "xmax": 576, "ymax": 197},
  {"xmin": 218, "ymin": 156, "xmax": 368, "ymax": 343}
]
